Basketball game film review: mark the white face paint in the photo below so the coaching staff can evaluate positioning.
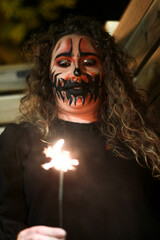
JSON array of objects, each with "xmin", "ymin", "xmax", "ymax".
[{"xmin": 50, "ymin": 34, "xmax": 103, "ymax": 107}]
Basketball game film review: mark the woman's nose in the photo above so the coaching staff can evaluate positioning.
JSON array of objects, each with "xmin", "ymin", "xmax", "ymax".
[{"xmin": 74, "ymin": 67, "xmax": 82, "ymax": 76}]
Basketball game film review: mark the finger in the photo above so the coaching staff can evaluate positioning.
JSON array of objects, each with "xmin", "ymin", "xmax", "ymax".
[
  {"xmin": 34, "ymin": 226, "xmax": 66, "ymax": 238},
  {"xmin": 18, "ymin": 232, "xmax": 62, "ymax": 240},
  {"xmin": 18, "ymin": 226, "xmax": 66, "ymax": 239}
]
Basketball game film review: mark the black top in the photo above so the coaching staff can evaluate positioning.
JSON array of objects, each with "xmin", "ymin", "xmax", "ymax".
[{"xmin": 0, "ymin": 120, "xmax": 160, "ymax": 240}]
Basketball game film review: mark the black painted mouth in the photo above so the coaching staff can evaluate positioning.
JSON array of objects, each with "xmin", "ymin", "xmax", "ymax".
[
  {"xmin": 66, "ymin": 88, "xmax": 84, "ymax": 95},
  {"xmin": 51, "ymin": 72, "xmax": 102, "ymax": 105}
]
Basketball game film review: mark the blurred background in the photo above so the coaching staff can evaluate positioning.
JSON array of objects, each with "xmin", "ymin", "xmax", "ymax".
[{"xmin": 0, "ymin": 0, "xmax": 130, "ymax": 64}]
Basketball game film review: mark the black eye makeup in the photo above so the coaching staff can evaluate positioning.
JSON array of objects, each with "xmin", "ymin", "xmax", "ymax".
[
  {"xmin": 56, "ymin": 58, "xmax": 71, "ymax": 68},
  {"xmin": 55, "ymin": 56, "xmax": 100, "ymax": 69},
  {"xmin": 82, "ymin": 58, "xmax": 98, "ymax": 67}
]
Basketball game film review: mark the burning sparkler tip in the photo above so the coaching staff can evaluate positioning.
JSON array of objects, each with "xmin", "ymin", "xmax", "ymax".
[{"xmin": 42, "ymin": 139, "xmax": 79, "ymax": 172}]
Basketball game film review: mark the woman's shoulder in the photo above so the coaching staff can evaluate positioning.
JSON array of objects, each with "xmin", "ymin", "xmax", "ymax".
[
  {"xmin": 1, "ymin": 121, "xmax": 35, "ymax": 136},
  {"xmin": 0, "ymin": 122, "xmax": 42, "ymax": 165},
  {"xmin": 0, "ymin": 122, "xmax": 40, "ymax": 147}
]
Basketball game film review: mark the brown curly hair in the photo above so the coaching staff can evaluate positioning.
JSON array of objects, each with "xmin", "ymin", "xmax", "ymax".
[{"xmin": 20, "ymin": 15, "xmax": 160, "ymax": 177}]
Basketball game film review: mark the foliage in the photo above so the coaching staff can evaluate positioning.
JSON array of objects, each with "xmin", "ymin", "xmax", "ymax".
[{"xmin": 0, "ymin": 0, "xmax": 77, "ymax": 63}]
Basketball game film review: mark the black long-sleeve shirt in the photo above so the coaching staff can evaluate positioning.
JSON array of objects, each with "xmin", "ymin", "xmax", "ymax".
[{"xmin": 0, "ymin": 120, "xmax": 160, "ymax": 240}]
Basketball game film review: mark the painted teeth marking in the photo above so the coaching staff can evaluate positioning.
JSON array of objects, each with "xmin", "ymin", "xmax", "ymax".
[{"xmin": 52, "ymin": 73, "xmax": 101, "ymax": 105}]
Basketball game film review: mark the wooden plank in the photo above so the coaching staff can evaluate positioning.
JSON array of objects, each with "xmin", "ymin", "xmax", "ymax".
[
  {"xmin": 105, "ymin": 21, "xmax": 119, "ymax": 36},
  {"xmin": 147, "ymin": 82, "xmax": 160, "ymax": 106},
  {"xmin": 113, "ymin": 0, "xmax": 153, "ymax": 45},
  {"xmin": 0, "ymin": 64, "xmax": 31, "ymax": 92},
  {"xmin": 124, "ymin": 0, "xmax": 160, "ymax": 72},
  {"xmin": 135, "ymin": 46, "xmax": 160, "ymax": 93},
  {"xmin": 0, "ymin": 94, "xmax": 24, "ymax": 124},
  {"xmin": 0, "ymin": 127, "xmax": 5, "ymax": 135},
  {"xmin": 134, "ymin": 46, "xmax": 160, "ymax": 121},
  {"xmin": 147, "ymin": 94, "xmax": 160, "ymax": 122}
]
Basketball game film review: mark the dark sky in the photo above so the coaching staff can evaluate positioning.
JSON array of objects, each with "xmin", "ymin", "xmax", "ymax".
[{"xmin": 60, "ymin": 0, "xmax": 130, "ymax": 24}]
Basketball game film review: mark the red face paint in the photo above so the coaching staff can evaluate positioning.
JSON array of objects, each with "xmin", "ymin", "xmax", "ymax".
[
  {"xmin": 55, "ymin": 41, "xmax": 61, "ymax": 52},
  {"xmin": 51, "ymin": 35, "xmax": 103, "ymax": 106}
]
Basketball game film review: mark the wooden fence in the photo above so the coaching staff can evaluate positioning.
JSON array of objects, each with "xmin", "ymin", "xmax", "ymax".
[
  {"xmin": 113, "ymin": 0, "xmax": 160, "ymax": 118},
  {"xmin": 0, "ymin": 64, "xmax": 31, "ymax": 133}
]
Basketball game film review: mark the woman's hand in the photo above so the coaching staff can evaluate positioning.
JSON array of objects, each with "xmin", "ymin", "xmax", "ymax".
[{"xmin": 17, "ymin": 226, "xmax": 66, "ymax": 240}]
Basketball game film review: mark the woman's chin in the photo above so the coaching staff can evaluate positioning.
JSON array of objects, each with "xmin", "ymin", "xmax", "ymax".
[
  {"xmin": 68, "ymin": 96, "xmax": 93, "ymax": 108},
  {"xmin": 57, "ymin": 95, "xmax": 100, "ymax": 112}
]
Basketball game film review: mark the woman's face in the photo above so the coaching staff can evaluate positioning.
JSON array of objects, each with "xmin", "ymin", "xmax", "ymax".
[{"xmin": 50, "ymin": 34, "xmax": 103, "ymax": 110}]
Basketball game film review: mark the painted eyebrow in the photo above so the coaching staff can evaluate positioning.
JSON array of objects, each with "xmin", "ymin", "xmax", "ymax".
[
  {"xmin": 79, "ymin": 52, "xmax": 99, "ymax": 58},
  {"xmin": 78, "ymin": 38, "xmax": 99, "ymax": 58},
  {"xmin": 54, "ymin": 38, "xmax": 73, "ymax": 60},
  {"xmin": 54, "ymin": 52, "xmax": 73, "ymax": 60},
  {"xmin": 55, "ymin": 51, "xmax": 98, "ymax": 60}
]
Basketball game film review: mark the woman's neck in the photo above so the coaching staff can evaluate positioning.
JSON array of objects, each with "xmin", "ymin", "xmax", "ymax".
[
  {"xmin": 58, "ymin": 111, "xmax": 98, "ymax": 123},
  {"xmin": 57, "ymin": 97, "xmax": 100, "ymax": 123}
]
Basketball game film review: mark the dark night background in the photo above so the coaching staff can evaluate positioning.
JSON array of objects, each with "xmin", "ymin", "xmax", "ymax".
[
  {"xmin": 59, "ymin": 0, "xmax": 130, "ymax": 24},
  {"xmin": 0, "ymin": 0, "xmax": 130, "ymax": 64}
]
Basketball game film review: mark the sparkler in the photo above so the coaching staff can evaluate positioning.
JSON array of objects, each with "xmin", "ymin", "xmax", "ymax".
[{"xmin": 42, "ymin": 139, "xmax": 79, "ymax": 227}]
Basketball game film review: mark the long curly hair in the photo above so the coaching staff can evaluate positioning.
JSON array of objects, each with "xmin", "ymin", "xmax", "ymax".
[{"xmin": 20, "ymin": 15, "xmax": 160, "ymax": 177}]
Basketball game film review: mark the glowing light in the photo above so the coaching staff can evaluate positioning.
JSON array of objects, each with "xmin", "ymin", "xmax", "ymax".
[
  {"xmin": 42, "ymin": 139, "xmax": 79, "ymax": 172},
  {"xmin": 42, "ymin": 139, "xmax": 79, "ymax": 227}
]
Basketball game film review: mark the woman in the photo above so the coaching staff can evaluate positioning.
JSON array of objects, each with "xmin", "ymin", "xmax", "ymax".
[{"xmin": 0, "ymin": 15, "xmax": 160, "ymax": 240}]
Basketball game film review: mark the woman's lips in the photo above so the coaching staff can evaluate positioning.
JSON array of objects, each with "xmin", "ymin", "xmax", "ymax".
[{"xmin": 66, "ymin": 87, "xmax": 85, "ymax": 95}]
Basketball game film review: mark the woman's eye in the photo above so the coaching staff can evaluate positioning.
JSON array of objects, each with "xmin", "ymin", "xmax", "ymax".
[
  {"xmin": 57, "ymin": 59, "xmax": 71, "ymax": 67},
  {"xmin": 82, "ymin": 58, "xmax": 97, "ymax": 66}
]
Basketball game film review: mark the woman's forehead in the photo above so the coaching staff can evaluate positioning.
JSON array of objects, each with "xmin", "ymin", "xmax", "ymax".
[{"xmin": 53, "ymin": 34, "xmax": 97, "ymax": 55}]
